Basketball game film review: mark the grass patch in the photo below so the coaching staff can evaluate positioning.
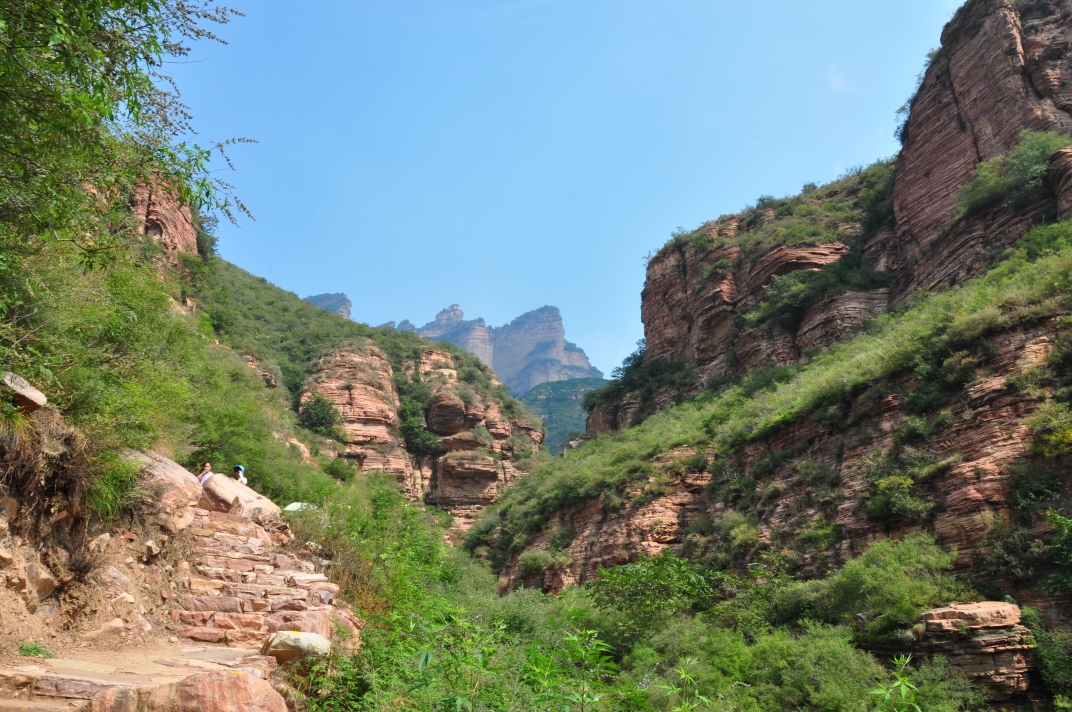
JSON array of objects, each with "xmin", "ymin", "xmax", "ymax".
[{"xmin": 19, "ymin": 642, "xmax": 55, "ymax": 658}]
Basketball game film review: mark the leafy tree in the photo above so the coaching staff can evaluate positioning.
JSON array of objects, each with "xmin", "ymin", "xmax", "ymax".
[
  {"xmin": 0, "ymin": 0, "xmax": 247, "ymax": 263},
  {"xmin": 300, "ymin": 393, "xmax": 343, "ymax": 440},
  {"xmin": 588, "ymin": 552, "xmax": 713, "ymax": 640}
]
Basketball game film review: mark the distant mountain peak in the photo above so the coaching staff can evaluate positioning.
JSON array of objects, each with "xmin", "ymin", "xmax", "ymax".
[
  {"xmin": 390, "ymin": 304, "xmax": 602, "ymax": 394},
  {"xmin": 304, "ymin": 292, "xmax": 352, "ymax": 319}
]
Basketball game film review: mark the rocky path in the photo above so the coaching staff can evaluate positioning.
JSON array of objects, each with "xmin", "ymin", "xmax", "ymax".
[
  {"xmin": 0, "ymin": 458, "xmax": 360, "ymax": 711},
  {"xmin": 168, "ymin": 507, "xmax": 360, "ymax": 649}
]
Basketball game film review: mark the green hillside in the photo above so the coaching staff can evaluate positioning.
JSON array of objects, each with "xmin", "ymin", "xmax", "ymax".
[{"xmin": 520, "ymin": 377, "xmax": 606, "ymax": 453}]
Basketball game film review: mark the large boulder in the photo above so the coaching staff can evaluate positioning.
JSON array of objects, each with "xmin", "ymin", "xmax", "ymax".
[
  {"xmin": 199, "ymin": 475, "xmax": 281, "ymax": 521},
  {"xmin": 427, "ymin": 392, "xmax": 467, "ymax": 435},
  {"xmin": 89, "ymin": 671, "xmax": 286, "ymax": 712},
  {"xmin": 260, "ymin": 631, "xmax": 331, "ymax": 664},
  {"xmin": 128, "ymin": 451, "xmax": 202, "ymax": 532}
]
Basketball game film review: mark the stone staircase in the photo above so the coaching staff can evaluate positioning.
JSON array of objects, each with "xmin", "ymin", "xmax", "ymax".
[
  {"xmin": 0, "ymin": 497, "xmax": 357, "ymax": 710},
  {"xmin": 167, "ymin": 508, "xmax": 360, "ymax": 649}
]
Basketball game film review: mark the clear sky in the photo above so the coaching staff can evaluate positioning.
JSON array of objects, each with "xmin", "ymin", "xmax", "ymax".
[{"xmin": 171, "ymin": 0, "xmax": 965, "ymax": 376}]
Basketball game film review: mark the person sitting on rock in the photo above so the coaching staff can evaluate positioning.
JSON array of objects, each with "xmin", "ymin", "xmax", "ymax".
[
  {"xmin": 197, "ymin": 461, "xmax": 216, "ymax": 485},
  {"xmin": 232, "ymin": 464, "xmax": 248, "ymax": 485}
]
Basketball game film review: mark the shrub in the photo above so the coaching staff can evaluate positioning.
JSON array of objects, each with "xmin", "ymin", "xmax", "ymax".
[
  {"xmin": 323, "ymin": 457, "xmax": 357, "ymax": 481},
  {"xmin": 588, "ymin": 552, "xmax": 714, "ymax": 639},
  {"xmin": 19, "ymin": 642, "xmax": 55, "ymax": 658},
  {"xmin": 1023, "ymin": 606, "xmax": 1072, "ymax": 699},
  {"xmin": 956, "ymin": 130, "xmax": 1072, "ymax": 220},
  {"xmin": 772, "ymin": 534, "xmax": 966, "ymax": 644},
  {"xmin": 984, "ymin": 523, "xmax": 1048, "ymax": 581},
  {"xmin": 299, "ymin": 393, "xmax": 344, "ymax": 440}
]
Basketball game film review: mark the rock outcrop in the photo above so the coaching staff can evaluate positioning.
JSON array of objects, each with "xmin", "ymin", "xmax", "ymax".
[
  {"xmin": 130, "ymin": 184, "xmax": 198, "ymax": 259},
  {"xmin": 89, "ymin": 671, "xmax": 288, "ymax": 712},
  {"xmin": 301, "ymin": 342, "xmax": 544, "ymax": 529},
  {"xmin": 390, "ymin": 305, "xmax": 603, "ymax": 395},
  {"xmin": 872, "ymin": 603, "xmax": 1033, "ymax": 701}
]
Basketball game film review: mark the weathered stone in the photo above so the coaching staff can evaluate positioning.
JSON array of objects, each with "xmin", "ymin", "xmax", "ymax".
[
  {"xmin": 427, "ymin": 392, "xmax": 467, "ymax": 435},
  {"xmin": 260, "ymin": 631, "xmax": 331, "ymax": 664},
  {"xmin": 129, "ymin": 183, "xmax": 199, "ymax": 259},
  {"xmin": 921, "ymin": 601, "xmax": 1021, "ymax": 632},
  {"xmin": 199, "ymin": 477, "xmax": 281, "ymax": 521},
  {"xmin": 180, "ymin": 596, "xmax": 242, "ymax": 613},
  {"xmin": 82, "ymin": 618, "xmax": 127, "ymax": 644},
  {"xmin": 127, "ymin": 451, "xmax": 202, "ymax": 533},
  {"xmin": 88, "ymin": 670, "xmax": 287, "ymax": 712},
  {"xmin": 0, "ymin": 372, "xmax": 46, "ymax": 412}
]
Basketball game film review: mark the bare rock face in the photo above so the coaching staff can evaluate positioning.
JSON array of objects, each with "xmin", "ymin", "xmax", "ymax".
[
  {"xmin": 128, "ymin": 451, "xmax": 202, "ymax": 533},
  {"xmin": 892, "ymin": 0, "xmax": 1072, "ymax": 276},
  {"xmin": 428, "ymin": 393, "xmax": 467, "ymax": 435},
  {"xmin": 303, "ymin": 343, "xmax": 544, "ymax": 529},
  {"xmin": 869, "ymin": 603, "xmax": 1033, "ymax": 701},
  {"xmin": 89, "ymin": 671, "xmax": 287, "ymax": 712},
  {"xmin": 392, "ymin": 305, "xmax": 603, "ymax": 395},
  {"xmin": 796, "ymin": 290, "xmax": 889, "ymax": 351},
  {"xmin": 130, "ymin": 184, "xmax": 198, "ymax": 259}
]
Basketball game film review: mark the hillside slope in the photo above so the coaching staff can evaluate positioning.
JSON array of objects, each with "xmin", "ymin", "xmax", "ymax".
[{"xmin": 470, "ymin": 0, "xmax": 1072, "ymax": 638}]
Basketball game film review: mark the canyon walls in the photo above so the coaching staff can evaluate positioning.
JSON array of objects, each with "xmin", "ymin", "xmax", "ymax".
[{"xmin": 590, "ymin": 0, "xmax": 1072, "ymax": 437}]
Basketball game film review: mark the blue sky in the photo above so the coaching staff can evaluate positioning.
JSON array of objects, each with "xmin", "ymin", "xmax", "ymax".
[{"xmin": 172, "ymin": 0, "xmax": 965, "ymax": 375}]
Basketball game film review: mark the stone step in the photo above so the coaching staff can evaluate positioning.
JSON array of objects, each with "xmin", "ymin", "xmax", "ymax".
[{"xmin": 0, "ymin": 700, "xmax": 86, "ymax": 711}]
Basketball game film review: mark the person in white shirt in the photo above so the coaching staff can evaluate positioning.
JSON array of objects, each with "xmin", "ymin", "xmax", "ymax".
[
  {"xmin": 197, "ymin": 462, "xmax": 215, "ymax": 485},
  {"xmin": 232, "ymin": 464, "xmax": 248, "ymax": 485}
]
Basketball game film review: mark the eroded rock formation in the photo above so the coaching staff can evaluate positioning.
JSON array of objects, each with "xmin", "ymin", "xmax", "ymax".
[
  {"xmin": 130, "ymin": 184, "xmax": 198, "ymax": 259},
  {"xmin": 301, "ymin": 343, "xmax": 543, "ymax": 529}
]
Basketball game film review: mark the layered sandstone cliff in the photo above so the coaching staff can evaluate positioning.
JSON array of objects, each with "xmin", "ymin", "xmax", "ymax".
[
  {"xmin": 130, "ymin": 183, "xmax": 199, "ymax": 259},
  {"xmin": 299, "ymin": 343, "xmax": 543, "ymax": 530},
  {"xmin": 396, "ymin": 305, "xmax": 603, "ymax": 394},
  {"xmin": 591, "ymin": 0, "xmax": 1072, "ymax": 438}
]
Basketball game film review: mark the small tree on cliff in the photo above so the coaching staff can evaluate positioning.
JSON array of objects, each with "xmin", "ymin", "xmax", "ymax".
[{"xmin": 300, "ymin": 394, "xmax": 344, "ymax": 440}]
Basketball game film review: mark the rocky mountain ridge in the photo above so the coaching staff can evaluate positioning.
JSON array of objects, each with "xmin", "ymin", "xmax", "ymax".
[{"xmin": 384, "ymin": 305, "xmax": 603, "ymax": 395}]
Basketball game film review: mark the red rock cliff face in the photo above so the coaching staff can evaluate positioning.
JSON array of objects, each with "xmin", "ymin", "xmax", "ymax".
[
  {"xmin": 510, "ymin": 322, "xmax": 1065, "ymax": 627},
  {"xmin": 600, "ymin": 0, "xmax": 1072, "ymax": 438},
  {"xmin": 301, "ymin": 344, "xmax": 542, "ymax": 530},
  {"xmin": 130, "ymin": 184, "xmax": 198, "ymax": 259}
]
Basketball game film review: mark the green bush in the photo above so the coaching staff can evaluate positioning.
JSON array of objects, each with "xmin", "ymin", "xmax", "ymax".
[
  {"xmin": 772, "ymin": 534, "xmax": 966, "ymax": 644},
  {"xmin": 588, "ymin": 552, "xmax": 714, "ymax": 640},
  {"xmin": 299, "ymin": 393, "xmax": 344, "ymax": 439},
  {"xmin": 1023, "ymin": 606, "xmax": 1072, "ymax": 699},
  {"xmin": 956, "ymin": 130, "xmax": 1072, "ymax": 220},
  {"xmin": 18, "ymin": 642, "xmax": 55, "ymax": 658}
]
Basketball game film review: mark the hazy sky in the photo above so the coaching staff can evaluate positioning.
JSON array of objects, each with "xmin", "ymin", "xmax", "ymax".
[{"xmin": 172, "ymin": 0, "xmax": 965, "ymax": 375}]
